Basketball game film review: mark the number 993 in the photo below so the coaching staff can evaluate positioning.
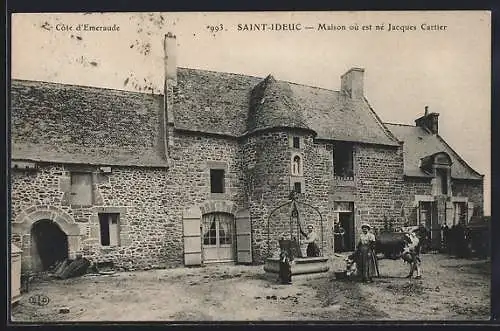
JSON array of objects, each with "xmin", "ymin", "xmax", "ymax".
[{"xmin": 207, "ymin": 24, "xmax": 224, "ymax": 33}]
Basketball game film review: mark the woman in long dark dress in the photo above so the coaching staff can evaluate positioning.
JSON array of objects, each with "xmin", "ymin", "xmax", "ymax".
[
  {"xmin": 355, "ymin": 223, "xmax": 378, "ymax": 283},
  {"xmin": 334, "ymin": 222, "xmax": 346, "ymax": 252}
]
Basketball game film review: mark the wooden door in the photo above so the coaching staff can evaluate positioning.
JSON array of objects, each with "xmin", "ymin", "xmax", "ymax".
[{"xmin": 430, "ymin": 202, "xmax": 441, "ymax": 250}]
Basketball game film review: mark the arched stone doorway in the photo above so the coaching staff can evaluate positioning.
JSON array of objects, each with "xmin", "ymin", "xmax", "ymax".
[
  {"xmin": 12, "ymin": 206, "xmax": 81, "ymax": 272},
  {"xmin": 31, "ymin": 219, "xmax": 69, "ymax": 271}
]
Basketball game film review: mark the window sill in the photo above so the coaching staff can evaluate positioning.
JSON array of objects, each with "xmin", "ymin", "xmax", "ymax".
[
  {"xmin": 334, "ymin": 176, "xmax": 355, "ymax": 187},
  {"xmin": 70, "ymin": 204, "xmax": 94, "ymax": 208},
  {"xmin": 100, "ymin": 245, "xmax": 120, "ymax": 250}
]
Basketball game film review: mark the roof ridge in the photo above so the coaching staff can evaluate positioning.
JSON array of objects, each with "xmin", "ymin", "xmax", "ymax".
[
  {"xmin": 364, "ymin": 98, "xmax": 401, "ymax": 144},
  {"xmin": 14, "ymin": 68, "xmax": 340, "ymax": 97},
  {"xmin": 383, "ymin": 122, "xmax": 417, "ymax": 127},
  {"xmin": 287, "ymin": 81, "xmax": 339, "ymax": 93},
  {"xmin": 178, "ymin": 66, "xmax": 266, "ymax": 80},
  {"xmin": 11, "ymin": 78, "xmax": 160, "ymax": 96},
  {"xmin": 179, "ymin": 67, "xmax": 339, "ymax": 92}
]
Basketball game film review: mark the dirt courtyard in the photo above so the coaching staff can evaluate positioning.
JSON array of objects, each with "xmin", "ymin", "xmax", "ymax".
[{"xmin": 11, "ymin": 254, "xmax": 490, "ymax": 322}]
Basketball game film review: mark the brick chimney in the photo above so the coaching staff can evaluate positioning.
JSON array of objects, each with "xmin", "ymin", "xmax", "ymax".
[
  {"xmin": 162, "ymin": 32, "xmax": 177, "ymax": 159},
  {"xmin": 341, "ymin": 67, "xmax": 365, "ymax": 99},
  {"xmin": 164, "ymin": 32, "xmax": 177, "ymax": 88},
  {"xmin": 415, "ymin": 106, "xmax": 439, "ymax": 134}
]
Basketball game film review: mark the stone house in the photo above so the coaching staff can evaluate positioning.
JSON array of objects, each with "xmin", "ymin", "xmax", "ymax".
[{"xmin": 10, "ymin": 33, "xmax": 484, "ymax": 272}]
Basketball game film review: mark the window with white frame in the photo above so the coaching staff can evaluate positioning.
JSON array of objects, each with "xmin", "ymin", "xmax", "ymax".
[{"xmin": 98, "ymin": 213, "xmax": 120, "ymax": 246}]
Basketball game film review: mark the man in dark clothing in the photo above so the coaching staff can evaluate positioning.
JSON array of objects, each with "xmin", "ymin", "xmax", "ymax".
[
  {"xmin": 442, "ymin": 224, "xmax": 450, "ymax": 254},
  {"xmin": 455, "ymin": 222, "xmax": 467, "ymax": 257},
  {"xmin": 278, "ymin": 240, "xmax": 294, "ymax": 284},
  {"xmin": 416, "ymin": 222, "xmax": 429, "ymax": 253}
]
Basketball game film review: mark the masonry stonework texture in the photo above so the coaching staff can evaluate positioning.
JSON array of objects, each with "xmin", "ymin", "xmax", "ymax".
[
  {"xmin": 452, "ymin": 180, "xmax": 484, "ymax": 216},
  {"xmin": 354, "ymin": 144, "xmax": 405, "ymax": 230},
  {"xmin": 10, "ymin": 61, "xmax": 484, "ymax": 272}
]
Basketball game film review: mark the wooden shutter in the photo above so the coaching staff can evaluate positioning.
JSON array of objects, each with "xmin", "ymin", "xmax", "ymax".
[
  {"xmin": 109, "ymin": 214, "xmax": 119, "ymax": 246},
  {"xmin": 183, "ymin": 212, "xmax": 202, "ymax": 266},
  {"xmin": 235, "ymin": 209, "xmax": 252, "ymax": 264},
  {"xmin": 71, "ymin": 173, "xmax": 92, "ymax": 205}
]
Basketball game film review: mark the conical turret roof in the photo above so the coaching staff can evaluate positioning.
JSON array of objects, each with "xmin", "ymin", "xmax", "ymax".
[{"xmin": 247, "ymin": 75, "xmax": 312, "ymax": 134}]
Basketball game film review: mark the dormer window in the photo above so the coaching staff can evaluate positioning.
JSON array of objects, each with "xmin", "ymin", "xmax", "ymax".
[
  {"xmin": 436, "ymin": 168, "xmax": 448, "ymax": 195},
  {"xmin": 420, "ymin": 152, "xmax": 452, "ymax": 196}
]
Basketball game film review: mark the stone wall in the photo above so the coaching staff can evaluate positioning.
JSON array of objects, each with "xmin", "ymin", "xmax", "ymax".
[
  {"xmin": 166, "ymin": 131, "xmax": 245, "ymax": 264},
  {"xmin": 354, "ymin": 144, "xmax": 405, "ymax": 232},
  {"xmin": 399, "ymin": 177, "xmax": 484, "ymax": 226},
  {"xmin": 11, "ymin": 164, "xmax": 174, "ymax": 271},
  {"xmin": 303, "ymin": 138, "xmax": 334, "ymax": 256},
  {"xmin": 239, "ymin": 130, "xmax": 291, "ymax": 263},
  {"xmin": 451, "ymin": 179, "xmax": 484, "ymax": 216},
  {"xmin": 401, "ymin": 177, "xmax": 433, "ymax": 225},
  {"xmin": 241, "ymin": 135, "xmax": 407, "ymax": 260},
  {"xmin": 11, "ymin": 130, "xmax": 249, "ymax": 272},
  {"xmin": 11, "ymin": 125, "xmax": 483, "ymax": 271}
]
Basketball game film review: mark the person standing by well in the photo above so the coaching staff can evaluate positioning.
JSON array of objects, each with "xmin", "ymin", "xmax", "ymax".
[
  {"xmin": 301, "ymin": 224, "xmax": 320, "ymax": 257},
  {"xmin": 355, "ymin": 223, "xmax": 378, "ymax": 283}
]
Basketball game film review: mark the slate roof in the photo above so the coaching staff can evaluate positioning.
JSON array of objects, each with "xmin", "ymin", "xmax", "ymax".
[
  {"xmin": 11, "ymin": 80, "xmax": 168, "ymax": 167},
  {"xmin": 173, "ymin": 68, "xmax": 261, "ymax": 136},
  {"xmin": 289, "ymin": 83, "xmax": 399, "ymax": 145},
  {"xmin": 247, "ymin": 75, "xmax": 311, "ymax": 133},
  {"xmin": 384, "ymin": 123, "xmax": 482, "ymax": 180},
  {"xmin": 173, "ymin": 68, "xmax": 399, "ymax": 145},
  {"xmin": 11, "ymin": 67, "xmax": 402, "ymax": 166}
]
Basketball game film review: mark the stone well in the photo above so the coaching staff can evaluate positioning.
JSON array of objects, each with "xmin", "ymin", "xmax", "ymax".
[{"xmin": 263, "ymin": 256, "xmax": 330, "ymax": 280}]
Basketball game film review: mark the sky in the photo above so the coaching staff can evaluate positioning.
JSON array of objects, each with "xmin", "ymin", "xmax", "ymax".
[{"xmin": 11, "ymin": 11, "xmax": 491, "ymax": 215}]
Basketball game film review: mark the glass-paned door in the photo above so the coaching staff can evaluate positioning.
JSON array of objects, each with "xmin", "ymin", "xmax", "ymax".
[{"xmin": 202, "ymin": 213, "xmax": 235, "ymax": 262}]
